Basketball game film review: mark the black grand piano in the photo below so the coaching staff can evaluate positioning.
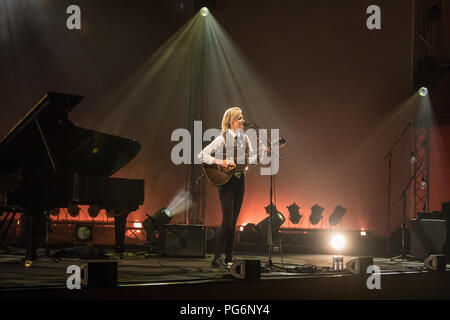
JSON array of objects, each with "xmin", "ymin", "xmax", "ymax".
[{"xmin": 0, "ymin": 92, "xmax": 145, "ymax": 260}]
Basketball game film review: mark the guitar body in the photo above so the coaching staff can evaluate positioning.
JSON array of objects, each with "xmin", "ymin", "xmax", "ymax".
[
  {"xmin": 201, "ymin": 137, "xmax": 286, "ymax": 187},
  {"xmin": 202, "ymin": 163, "xmax": 247, "ymax": 187}
]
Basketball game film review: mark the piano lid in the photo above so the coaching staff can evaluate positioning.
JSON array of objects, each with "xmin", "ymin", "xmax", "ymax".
[
  {"xmin": 0, "ymin": 92, "xmax": 141, "ymax": 177},
  {"xmin": 0, "ymin": 92, "xmax": 83, "ymax": 151}
]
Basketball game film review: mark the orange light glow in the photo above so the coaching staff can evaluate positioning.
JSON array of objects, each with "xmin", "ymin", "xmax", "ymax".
[{"xmin": 239, "ymin": 222, "xmax": 248, "ymax": 232}]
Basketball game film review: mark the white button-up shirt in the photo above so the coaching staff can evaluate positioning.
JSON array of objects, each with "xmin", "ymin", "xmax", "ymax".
[{"xmin": 198, "ymin": 129, "xmax": 257, "ymax": 178}]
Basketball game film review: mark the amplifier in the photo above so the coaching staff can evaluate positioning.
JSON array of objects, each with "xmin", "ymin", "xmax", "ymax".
[
  {"xmin": 162, "ymin": 224, "xmax": 206, "ymax": 257},
  {"xmin": 411, "ymin": 219, "xmax": 448, "ymax": 260},
  {"xmin": 417, "ymin": 211, "xmax": 445, "ymax": 220}
]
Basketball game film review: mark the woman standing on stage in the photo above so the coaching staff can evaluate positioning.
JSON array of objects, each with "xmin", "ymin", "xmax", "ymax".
[{"xmin": 198, "ymin": 107, "xmax": 257, "ymax": 268}]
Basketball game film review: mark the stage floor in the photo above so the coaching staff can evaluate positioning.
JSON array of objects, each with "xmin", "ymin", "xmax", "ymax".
[{"xmin": 1, "ymin": 246, "xmax": 450, "ymax": 300}]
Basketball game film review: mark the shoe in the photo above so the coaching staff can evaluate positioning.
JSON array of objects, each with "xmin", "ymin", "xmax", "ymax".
[{"xmin": 211, "ymin": 257, "xmax": 227, "ymax": 268}]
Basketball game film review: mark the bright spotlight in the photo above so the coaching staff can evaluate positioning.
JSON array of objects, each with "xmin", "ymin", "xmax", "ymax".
[
  {"xmin": 331, "ymin": 234, "xmax": 346, "ymax": 250},
  {"xmin": 200, "ymin": 7, "xmax": 209, "ymax": 16},
  {"xmin": 419, "ymin": 87, "xmax": 428, "ymax": 96}
]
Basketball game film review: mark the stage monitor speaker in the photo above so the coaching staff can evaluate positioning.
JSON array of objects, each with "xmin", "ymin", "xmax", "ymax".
[
  {"xmin": 80, "ymin": 261, "xmax": 117, "ymax": 288},
  {"xmin": 346, "ymin": 256, "xmax": 373, "ymax": 275},
  {"xmin": 230, "ymin": 260, "xmax": 261, "ymax": 280},
  {"xmin": 411, "ymin": 219, "xmax": 447, "ymax": 260},
  {"xmin": 163, "ymin": 224, "xmax": 206, "ymax": 257},
  {"xmin": 424, "ymin": 254, "xmax": 446, "ymax": 272}
]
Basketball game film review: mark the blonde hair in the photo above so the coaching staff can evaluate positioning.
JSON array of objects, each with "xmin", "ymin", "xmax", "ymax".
[{"xmin": 221, "ymin": 107, "xmax": 242, "ymax": 134}]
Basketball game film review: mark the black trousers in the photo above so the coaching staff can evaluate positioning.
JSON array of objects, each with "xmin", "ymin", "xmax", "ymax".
[{"xmin": 214, "ymin": 175, "xmax": 245, "ymax": 258}]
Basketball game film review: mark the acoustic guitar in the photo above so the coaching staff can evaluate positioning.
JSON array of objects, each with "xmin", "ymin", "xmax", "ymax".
[{"xmin": 202, "ymin": 137, "xmax": 286, "ymax": 186}]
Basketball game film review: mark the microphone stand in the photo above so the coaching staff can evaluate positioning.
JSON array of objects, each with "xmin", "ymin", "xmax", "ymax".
[
  {"xmin": 390, "ymin": 161, "xmax": 423, "ymax": 261},
  {"xmin": 267, "ymin": 159, "xmax": 274, "ymax": 268},
  {"xmin": 383, "ymin": 120, "xmax": 414, "ymax": 254},
  {"xmin": 244, "ymin": 122, "xmax": 278, "ymax": 270}
]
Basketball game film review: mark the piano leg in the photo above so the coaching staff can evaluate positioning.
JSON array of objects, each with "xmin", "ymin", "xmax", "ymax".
[
  {"xmin": 114, "ymin": 210, "xmax": 130, "ymax": 258},
  {"xmin": 24, "ymin": 214, "xmax": 40, "ymax": 261}
]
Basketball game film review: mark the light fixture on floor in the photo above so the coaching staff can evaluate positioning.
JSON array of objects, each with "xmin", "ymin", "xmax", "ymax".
[
  {"xmin": 239, "ymin": 223, "xmax": 259, "ymax": 244},
  {"xmin": 146, "ymin": 208, "xmax": 173, "ymax": 225},
  {"xmin": 75, "ymin": 225, "xmax": 93, "ymax": 243},
  {"xmin": 424, "ymin": 254, "xmax": 446, "ymax": 271},
  {"xmin": 328, "ymin": 205, "xmax": 347, "ymax": 226},
  {"xmin": 49, "ymin": 208, "xmax": 60, "ymax": 217},
  {"xmin": 346, "ymin": 257, "xmax": 374, "ymax": 275},
  {"xmin": 287, "ymin": 202, "xmax": 301, "ymax": 224},
  {"xmin": 68, "ymin": 204, "xmax": 80, "ymax": 217},
  {"xmin": 309, "ymin": 204, "xmax": 324, "ymax": 225},
  {"xmin": 88, "ymin": 205, "xmax": 100, "ymax": 219},
  {"xmin": 229, "ymin": 260, "xmax": 261, "ymax": 280},
  {"xmin": 255, "ymin": 204, "xmax": 285, "ymax": 242},
  {"xmin": 143, "ymin": 208, "xmax": 173, "ymax": 252}
]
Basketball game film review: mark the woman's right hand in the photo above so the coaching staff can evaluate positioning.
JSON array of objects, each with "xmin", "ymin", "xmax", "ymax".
[{"xmin": 218, "ymin": 159, "xmax": 235, "ymax": 169}]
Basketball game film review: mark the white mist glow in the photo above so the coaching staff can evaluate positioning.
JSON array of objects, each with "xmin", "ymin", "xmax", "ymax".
[{"xmin": 167, "ymin": 188, "xmax": 193, "ymax": 217}]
